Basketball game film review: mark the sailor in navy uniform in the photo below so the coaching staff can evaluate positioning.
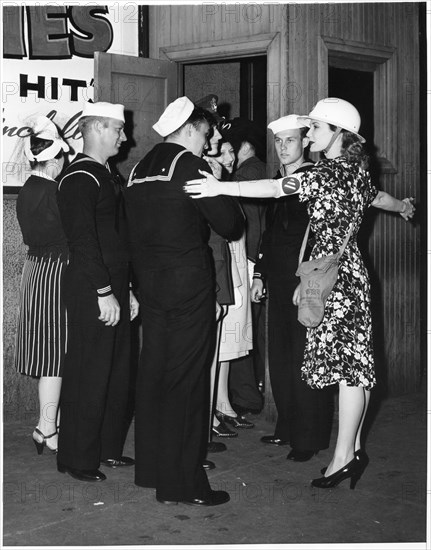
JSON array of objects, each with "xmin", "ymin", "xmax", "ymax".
[
  {"xmin": 124, "ymin": 97, "xmax": 244, "ymax": 506},
  {"xmin": 57, "ymin": 102, "xmax": 138, "ymax": 482}
]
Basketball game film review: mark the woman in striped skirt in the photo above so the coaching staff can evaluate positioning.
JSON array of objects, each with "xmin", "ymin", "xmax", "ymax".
[{"xmin": 15, "ymin": 115, "xmax": 70, "ymax": 454}]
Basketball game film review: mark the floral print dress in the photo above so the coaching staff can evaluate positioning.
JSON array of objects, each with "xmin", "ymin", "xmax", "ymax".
[{"xmin": 298, "ymin": 157, "xmax": 379, "ymax": 389}]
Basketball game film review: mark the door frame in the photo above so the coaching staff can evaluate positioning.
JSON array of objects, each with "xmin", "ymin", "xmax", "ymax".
[
  {"xmin": 318, "ymin": 35, "xmax": 397, "ymax": 175},
  {"xmin": 159, "ymin": 33, "xmax": 281, "ymax": 176}
]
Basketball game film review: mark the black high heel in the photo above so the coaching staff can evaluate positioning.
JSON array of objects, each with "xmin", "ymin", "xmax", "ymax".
[
  {"xmin": 311, "ymin": 456, "xmax": 363, "ymax": 489},
  {"xmin": 32, "ymin": 428, "xmax": 58, "ymax": 455},
  {"xmin": 320, "ymin": 449, "xmax": 368, "ymax": 475}
]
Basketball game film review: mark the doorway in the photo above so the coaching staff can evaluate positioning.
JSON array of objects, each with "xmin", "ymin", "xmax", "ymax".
[
  {"xmin": 328, "ymin": 66, "xmax": 374, "ymax": 146},
  {"xmin": 183, "ymin": 56, "xmax": 267, "ymax": 150}
]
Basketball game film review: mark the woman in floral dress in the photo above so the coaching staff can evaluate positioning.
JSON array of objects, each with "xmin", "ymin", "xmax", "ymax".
[{"xmin": 184, "ymin": 98, "xmax": 415, "ymax": 489}]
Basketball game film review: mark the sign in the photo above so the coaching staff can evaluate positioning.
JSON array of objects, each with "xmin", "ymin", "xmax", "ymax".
[{"xmin": 2, "ymin": 4, "xmax": 139, "ymax": 190}]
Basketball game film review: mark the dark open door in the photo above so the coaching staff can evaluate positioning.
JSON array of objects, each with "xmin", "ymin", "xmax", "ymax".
[{"xmin": 94, "ymin": 52, "xmax": 177, "ymax": 180}]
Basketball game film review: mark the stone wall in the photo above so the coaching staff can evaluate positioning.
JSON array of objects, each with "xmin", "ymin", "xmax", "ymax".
[{"xmin": 3, "ymin": 196, "xmax": 38, "ymax": 422}]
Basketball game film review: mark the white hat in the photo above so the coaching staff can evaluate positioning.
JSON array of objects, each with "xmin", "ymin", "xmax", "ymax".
[
  {"xmin": 267, "ymin": 115, "xmax": 310, "ymax": 135},
  {"xmin": 297, "ymin": 98, "xmax": 365, "ymax": 142},
  {"xmin": 24, "ymin": 115, "xmax": 69, "ymax": 162},
  {"xmin": 80, "ymin": 101, "xmax": 125, "ymax": 122},
  {"xmin": 153, "ymin": 96, "xmax": 195, "ymax": 137}
]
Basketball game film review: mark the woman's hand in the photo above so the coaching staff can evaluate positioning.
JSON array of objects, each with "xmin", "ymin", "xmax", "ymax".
[
  {"xmin": 183, "ymin": 170, "xmax": 221, "ymax": 198},
  {"xmin": 400, "ymin": 197, "xmax": 415, "ymax": 221},
  {"xmin": 250, "ymin": 278, "xmax": 264, "ymax": 303},
  {"xmin": 203, "ymin": 156, "xmax": 223, "ymax": 179},
  {"xmin": 292, "ymin": 284, "xmax": 301, "ymax": 306}
]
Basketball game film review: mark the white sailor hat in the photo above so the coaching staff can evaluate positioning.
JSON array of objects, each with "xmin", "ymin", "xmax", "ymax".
[
  {"xmin": 79, "ymin": 101, "xmax": 125, "ymax": 122},
  {"xmin": 24, "ymin": 115, "xmax": 69, "ymax": 163},
  {"xmin": 153, "ymin": 96, "xmax": 195, "ymax": 137},
  {"xmin": 267, "ymin": 115, "xmax": 310, "ymax": 135}
]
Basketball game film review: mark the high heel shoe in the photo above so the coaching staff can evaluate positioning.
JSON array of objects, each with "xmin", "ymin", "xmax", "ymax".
[
  {"xmin": 32, "ymin": 427, "xmax": 58, "ymax": 455},
  {"xmin": 320, "ymin": 449, "xmax": 369, "ymax": 475},
  {"xmin": 311, "ymin": 456, "xmax": 363, "ymax": 489}
]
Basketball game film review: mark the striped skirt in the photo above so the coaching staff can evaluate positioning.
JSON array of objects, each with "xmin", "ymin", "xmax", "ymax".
[{"xmin": 14, "ymin": 255, "xmax": 68, "ymax": 377}]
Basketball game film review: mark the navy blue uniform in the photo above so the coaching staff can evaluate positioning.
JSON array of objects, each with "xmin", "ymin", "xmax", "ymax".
[
  {"xmin": 254, "ymin": 164, "xmax": 333, "ymax": 450},
  {"xmin": 125, "ymin": 143, "xmax": 244, "ymax": 502},
  {"xmin": 57, "ymin": 154, "xmax": 131, "ymax": 470}
]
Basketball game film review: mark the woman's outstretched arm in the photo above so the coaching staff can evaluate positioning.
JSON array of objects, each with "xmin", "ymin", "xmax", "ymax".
[
  {"xmin": 371, "ymin": 191, "xmax": 415, "ymax": 221},
  {"xmin": 183, "ymin": 170, "xmax": 301, "ymax": 199}
]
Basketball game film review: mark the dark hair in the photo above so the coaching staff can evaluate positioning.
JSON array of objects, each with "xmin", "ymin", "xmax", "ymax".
[
  {"xmin": 299, "ymin": 127, "xmax": 309, "ymax": 140},
  {"xmin": 28, "ymin": 136, "xmax": 54, "ymax": 169},
  {"xmin": 170, "ymin": 106, "xmax": 213, "ymax": 137},
  {"xmin": 328, "ymin": 124, "xmax": 369, "ymax": 169}
]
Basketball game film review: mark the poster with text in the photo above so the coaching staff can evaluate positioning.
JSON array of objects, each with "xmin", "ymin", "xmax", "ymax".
[{"xmin": 2, "ymin": 3, "xmax": 139, "ymax": 190}]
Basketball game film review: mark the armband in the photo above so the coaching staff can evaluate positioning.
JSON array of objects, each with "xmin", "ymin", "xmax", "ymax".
[{"xmin": 280, "ymin": 176, "xmax": 300, "ymax": 195}]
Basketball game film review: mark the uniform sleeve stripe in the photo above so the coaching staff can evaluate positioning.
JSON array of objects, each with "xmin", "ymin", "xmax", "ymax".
[{"xmin": 97, "ymin": 285, "xmax": 112, "ymax": 295}]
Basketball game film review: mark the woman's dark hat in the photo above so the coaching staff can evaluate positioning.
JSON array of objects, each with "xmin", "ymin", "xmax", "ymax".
[{"xmin": 221, "ymin": 117, "xmax": 266, "ymax": 157}]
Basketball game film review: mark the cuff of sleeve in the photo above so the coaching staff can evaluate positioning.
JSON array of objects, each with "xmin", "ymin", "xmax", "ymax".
[{"xmin": 97, "ymin": 285, "xmax": 113, "ymax": 297}]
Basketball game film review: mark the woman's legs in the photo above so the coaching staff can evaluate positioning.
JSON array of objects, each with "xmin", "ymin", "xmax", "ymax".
[
  {"xmin": 210, "ymin": 311, "xmax": 224, "ymax": 431},
  {"xmin": 325, "ymin": 385, "xmax": 368, "ymax": 476},
  {"xmin": 35, "ymin": 376, "xmax": 62, "ymax": 450},
  {"xmin": 355, "ymin": 388, "xmax": 371, "ymax": 451},
  {"xmin": 215, "ymin": 361, "xmax": 237, "ymax": 419}
]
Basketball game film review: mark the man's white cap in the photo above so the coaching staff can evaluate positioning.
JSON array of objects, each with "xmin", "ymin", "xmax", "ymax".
[
  {"xmin": 24, "ymin": 115, "xmax": 69, "ymax": 162},
  {"xmin": 80, "ymin": 101, "xmax": 125, "ymax": 122},
  {"xmin": 153, "ymin": 96, "xmax": 194, "ymax": 137},
  {"xmin": 267, "ymin": 114, "xmax": 310, "ymax": 135}
]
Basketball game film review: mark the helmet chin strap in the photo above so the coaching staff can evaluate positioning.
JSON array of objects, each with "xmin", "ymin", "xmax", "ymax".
[{"xmin": 323, "ymin": 126, "xmax": 342, "ymax": 156}]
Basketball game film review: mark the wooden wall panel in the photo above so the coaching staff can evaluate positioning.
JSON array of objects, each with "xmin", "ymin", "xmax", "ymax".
[{"xmin": 150, "ymin": 4, "xmax": 274, "ymax": 57}]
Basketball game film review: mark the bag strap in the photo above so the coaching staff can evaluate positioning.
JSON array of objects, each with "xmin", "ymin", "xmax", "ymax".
[
  {"xmin": 298, "ymin": 221, "xmax": 312, "ymax": 266},
  {"xmin": 297, "ymin": 214, "xmax": 358, "ymax": 267}
]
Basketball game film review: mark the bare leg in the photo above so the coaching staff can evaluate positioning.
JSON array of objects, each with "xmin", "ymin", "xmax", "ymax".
[
  {"xmin": 215, "ymin": 361, "xmax": 237, "ymax": 418},
  {"xmin": 355, "ymin": 388, "xmax": 370, "ymax": 451},
  {"xmin": 325, "ymin": 385, "xmax": 366, "ymax": 476},
  {"xmin": 34, "ymin": 376, "xmax": 62, "ymax": 451},
  {"xmin": 209, "ymin": 318, "xmax": 223, "ymax": 433}
]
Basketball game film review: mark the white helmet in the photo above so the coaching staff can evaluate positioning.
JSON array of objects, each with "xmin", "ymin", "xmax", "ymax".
[{"xmin": 298, "ymin": 98, "xmax": 365, "ymax": 143}]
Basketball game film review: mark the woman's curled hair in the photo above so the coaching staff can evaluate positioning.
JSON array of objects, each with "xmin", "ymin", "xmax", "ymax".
[
  {"xmin": 329, "ymin": 124, "xmax": 369, "ymax": 169},
  {"xmin": 340, "ymin": 131, "xmax": 369, "ymax": 169}
]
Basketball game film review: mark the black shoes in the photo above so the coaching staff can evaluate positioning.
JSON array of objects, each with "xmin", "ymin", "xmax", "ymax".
[
  {"xmin": 207, "ymin": 441, "xmax": 227, "ymax": 453},
  {"xmin": 311, "ymin": 456, "xmax": 364, "ymax": 490},
  {"xmin": 58, "ymin": 463, "xmax": 106, "ymax": 482},
  {"xmin": 260, "ymin": 435, "xmax": 289, "ymax": 446},
  {"xmin": 215, "ymin": 410, "xmax": 254, "ymax": 429},
  {"xmin": 203, "ymin": 459, "xmax": 215, "ymax": 470},
  {"xmin": 101, "ymin": 456, "xmax": 135, "ymax": 468},
  {"xmin": 320, "ymin": 449, "xmax": 369, "ymax": 475},
  {"xmin": 32, "ymin": 427, "xmax": 58, "ymax": 455},
  {"xmin": 184, "ymin": 490, "xmax": 230, "ymax": 506},
  {"xmin": 157, "ymin": 490, "xmax": 230, "ymax": 506},
  {"xmin": 212, "ymin": 420, "xmax": 238, "ymax": 438},
  {"xmin": 287, "ymin": 449, "xmax": 317, "ymax": 462}
]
